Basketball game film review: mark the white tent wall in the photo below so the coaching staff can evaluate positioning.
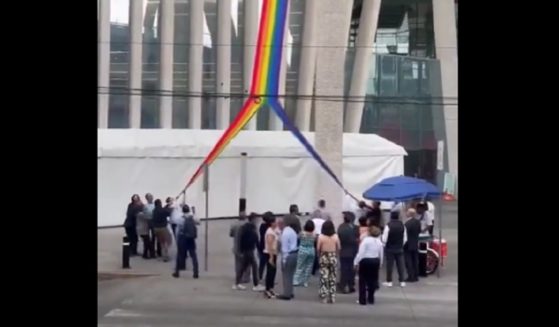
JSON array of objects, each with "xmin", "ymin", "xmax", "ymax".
[{"xmin": 98, "ymin": 129, "xmax": 406, "ymax": 227}]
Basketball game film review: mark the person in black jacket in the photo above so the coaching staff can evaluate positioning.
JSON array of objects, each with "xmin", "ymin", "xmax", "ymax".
[
  {"xmin": 124, "ymin": 194, "xmax": 143, "ymax": 256},
  {"xmin": 233, "ymin": 213, "xmax": 266, "ymax": 291},
  {"xmin": 381, "ymin": 211, "xmax": 408, "ymax": 287},
  {"xmin": 337, "ymin": 212, "xmax": 359, "ymax": 293},
  {"xmin": 404, "ymin": 208, "xmax": 421, "ymax": 282},
  {"xmin": 366, "ymin": 201, "xmax": 382, "ymax": 230}
]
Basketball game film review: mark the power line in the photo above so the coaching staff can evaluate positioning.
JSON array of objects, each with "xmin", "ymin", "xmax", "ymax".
[
  {"xmin": 98, "ymin": 87, "xmax": 458, "ymax": 106},
  {"xmin": 100, "ymin": 40, "xmax": 457, "ymax": 50}
]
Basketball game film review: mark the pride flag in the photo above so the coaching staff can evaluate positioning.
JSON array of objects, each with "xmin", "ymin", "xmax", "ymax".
[
  {"xmin": 180, "ymin": 0, "xmax": 356, "ymax": 201},
  {"xmin": 183, "ymin": 0, "xmax": 289, "ymax": 190}
]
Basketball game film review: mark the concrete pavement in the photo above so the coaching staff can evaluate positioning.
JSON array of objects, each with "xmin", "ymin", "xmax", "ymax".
[{"xmin": 98, "ymin": 208, "xmax": 457, "ymax": 326}]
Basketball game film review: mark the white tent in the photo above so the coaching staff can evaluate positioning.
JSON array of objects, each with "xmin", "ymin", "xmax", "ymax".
[{"xmin": 98, "ymin": 129, "xmax": 406, "ymax": 227}]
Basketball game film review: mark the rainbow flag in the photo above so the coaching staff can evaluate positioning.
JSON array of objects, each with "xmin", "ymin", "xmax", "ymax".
[
  {"xmin": 181, "ymin": 0, "xmax": 356, "ymax": 201},
  {"xmin": 183, "ymin": 0, "xmax": 289, "ymax": 190}
]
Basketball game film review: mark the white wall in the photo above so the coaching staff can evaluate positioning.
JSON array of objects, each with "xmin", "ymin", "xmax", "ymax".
[{"xmin": 98, "ymin": 155, "xmax": 403, "ymax": 227}]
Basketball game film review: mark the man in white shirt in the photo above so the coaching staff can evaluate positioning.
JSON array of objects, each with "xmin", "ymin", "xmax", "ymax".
[
  {"xmin": 311, "ymin": 216, "xmax": 325, "ymax": 236},
  {"xmin": 144, "ymin": 193, "xmax": 160, "ymax": 257},
  {"xmin": 427, "ymin": 201, "xmax": 436, "ymax": 232},
  {"xmin": 354, "ymin": 226, "xmax": 384, "ymax": 305},
  {"xmin": 417, "ymin": 202, "xmax": 434, "ymax": 235}
]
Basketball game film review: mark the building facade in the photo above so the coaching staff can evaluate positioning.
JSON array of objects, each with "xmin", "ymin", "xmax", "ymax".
[{"xmin": 98, "ymin": 0, "xmax": 458, "ymax": 188}]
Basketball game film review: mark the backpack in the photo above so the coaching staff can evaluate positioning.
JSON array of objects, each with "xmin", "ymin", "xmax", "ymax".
[{"xmin": 181, "ymin": 215, "xmax": 197, "ymax": 239}]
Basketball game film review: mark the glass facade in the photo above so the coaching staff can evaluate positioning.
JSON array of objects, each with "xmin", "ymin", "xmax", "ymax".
[
  {"xmin": 102, "ymin": 0, "xmax": 447, "ymax": 179},
  {"xmin": 141, "ymin": 0, "xmax": 161, "ymax": 128},
  {"xmin": 282, "ymin": 0, "xmax": 305, "ymax": 129},
  {"xmin": 373, "ymin": 0, "xmax": 435, "ymax": 58},
  {"xmin": 202, "ymin": 0, "xmax": 217, "ymax": 129},
  {"xmin": 360, "ymin": 54, "xmax": 445, "ymax": 184},
  {"xmin": 230, "ymin": 0, "xmax": 244, "ymax": 123},
  {"xmin": 108, "ymin": 0, "xmax": 130, "ymax": 128},
  {"xmin": 172, "ymin": 0, "xmax": 190, "ymax": 128},
  {"xmin": 101, "ymin": 0, "xmax": 455, "ymax": 184}
]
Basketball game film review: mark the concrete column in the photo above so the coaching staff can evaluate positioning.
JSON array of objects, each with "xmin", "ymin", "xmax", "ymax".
[
  {"xmin": 243, "ymin": 0, "xmax": 258, "ymax": 130},
  {"xmin": 294, "ymin": 0, "xmax": 317, "ymax": 131},
  {"xmin": 98, "ymin": 0, "xmax": 110, "ymax": 128},
  {"xmin": 128, "ymin": 0, "xmax": 143, "ymax": 129},
  {"xmin": 432, "ymin": 0, "xmax": 458, "ymax": 177},
  {"xmin": 216, "ymin": 0, "xmax": 231, "ymax": 129},
  {"xmin": 269, "ymin": 0, "xmax": 290, "ymax": 131},
  {"xmin": 159, "ymin": 0, "xmax": 175, "ymax": 128},
  {"xmin": 314, "ymin": 0, "xmax": 354, "ymax": 225},
  {"xmin": 344, "ymin": 0, "xmax": 382, "ymax": 133},
  {"xmin": 189, "ymin": 0, "xmax": 204, "ymax": 129}
]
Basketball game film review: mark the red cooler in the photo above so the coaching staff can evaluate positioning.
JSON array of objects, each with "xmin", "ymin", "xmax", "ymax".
[{"xmin": 430, "ymin": 238, "xmax": 448, "ymax": 264}]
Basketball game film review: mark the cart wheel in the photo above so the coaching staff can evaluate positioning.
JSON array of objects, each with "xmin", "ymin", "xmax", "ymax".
[{"xmin": 426, "ymin": 248, "xmax": 439, "ymax": 275}]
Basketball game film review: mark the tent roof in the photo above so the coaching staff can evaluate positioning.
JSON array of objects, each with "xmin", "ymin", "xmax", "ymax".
[{"xmin": 98, "ymin": 129, "xmax": 407, "ymax": 158}]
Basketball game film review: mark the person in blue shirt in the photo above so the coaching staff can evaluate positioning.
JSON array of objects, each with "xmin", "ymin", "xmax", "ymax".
[{"xmin": 277, "ymin": 218, "xmax": 299, "ymax": 300}]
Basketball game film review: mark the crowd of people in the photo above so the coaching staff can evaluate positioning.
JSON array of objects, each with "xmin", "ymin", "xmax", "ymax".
[
  {"xmin": 228, "ymin": 198, "xmax": 435, "ymax": 305},
  {"xmin": 123, "ymin": 194, "xmax": 435, "ymax": 306},
  {"xmin": 123, "ymin": 193, "xmax": 200, "ymax": 279}
]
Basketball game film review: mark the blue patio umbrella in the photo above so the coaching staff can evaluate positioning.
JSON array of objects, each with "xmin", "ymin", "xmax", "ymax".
[{"xmin": 362, "ymin": 176, "xmax": 441, "ymax": 201}]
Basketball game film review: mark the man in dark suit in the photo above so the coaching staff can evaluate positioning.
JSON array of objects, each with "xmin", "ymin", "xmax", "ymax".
[
  {"xmin": 338, "ymin": 212, "xmax": 359, "ymax": 293},
  {"xmin": 404, "ymin": 208, "xmax": 421, "ymax": 282},
  {"xmin": 381, "ymin": 211, "xmax": 407, "ymax": 287}
]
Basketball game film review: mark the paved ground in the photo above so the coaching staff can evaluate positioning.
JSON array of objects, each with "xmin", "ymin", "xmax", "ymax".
[{"xmin": 98, "ymin": 203, "xmax": 457, "ymax": 326}]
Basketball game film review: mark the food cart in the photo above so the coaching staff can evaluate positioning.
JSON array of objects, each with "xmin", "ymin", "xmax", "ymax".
[{"xmin": 362, "ymin": 176, "xmax": 445, "ymax": 277}]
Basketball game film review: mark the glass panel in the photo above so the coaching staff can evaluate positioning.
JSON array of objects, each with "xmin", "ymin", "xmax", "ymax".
[
  {"xmin": 377, "ymin": 128, "xmax": 401, "ymax": 145},
  {"xmin": 378, "ymin": 103, "xmax": 400, "ymax": 129},
  {"xmin": 421, "ymin": 130, "xmax": 437, "ymax": 150},
  {"xmin": 284, "ymin": 0, "xmax": 305, "ymax": 130},
  {"xmin": 141, "ymin": 0, "xmax": 161, "ymax": 128},
  {"xmin": 342, "ymin": 47, "xmax": 357, "ymax": 127},
  {"xmin": 360, "ymin": 99, "xmax": 380, "ymax": 134},
  {"xmin": 376, "ymin": 0, "xmax": 435, "ymax": 59},
  {"xmin": 378, "ymin": 56, "xmax": 397, "ymax": 96},
  {"xmin": 401, "ymin": 129, "xmax": 422, "ymax": 150},
  {"xmin": 421, "ymin": 105, "xmax": 434, "ymax": 131},
  {"xmin": 202, "ymin": 1, "xmax": 217, "ymax": 129},
  {"xmin": 108, "ymin": 0, "xmax": 130, "ymax": 128},
  {"xmin": 398, "ymin": 58, "xmax": 420, "ymax": 96},
  {"xmin": 202, "ymin": 96, "xmax": 217, "ymax": 129},
  {"xmin": 419, "ymin": 61, "xmax": 430, "ymax": 95},
  {"xmin": 375, "ymin": 101, "xmax": 401, "ymax": 144},
  {"xmin": 173, "ymin": 0, "xmax": 190, "ymax": 128},
  {"xmin": 400, "ymin": 104, "xmax": 420, "ymax": 131},
  {"xmin": 230, "ymin": 0, "xmax": 245, "ymax": 122}
]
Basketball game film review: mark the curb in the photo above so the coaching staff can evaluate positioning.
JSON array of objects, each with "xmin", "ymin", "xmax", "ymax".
[{"xmin": 98, "ymin": 272, "xmax": 159, "ymax": 281}]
